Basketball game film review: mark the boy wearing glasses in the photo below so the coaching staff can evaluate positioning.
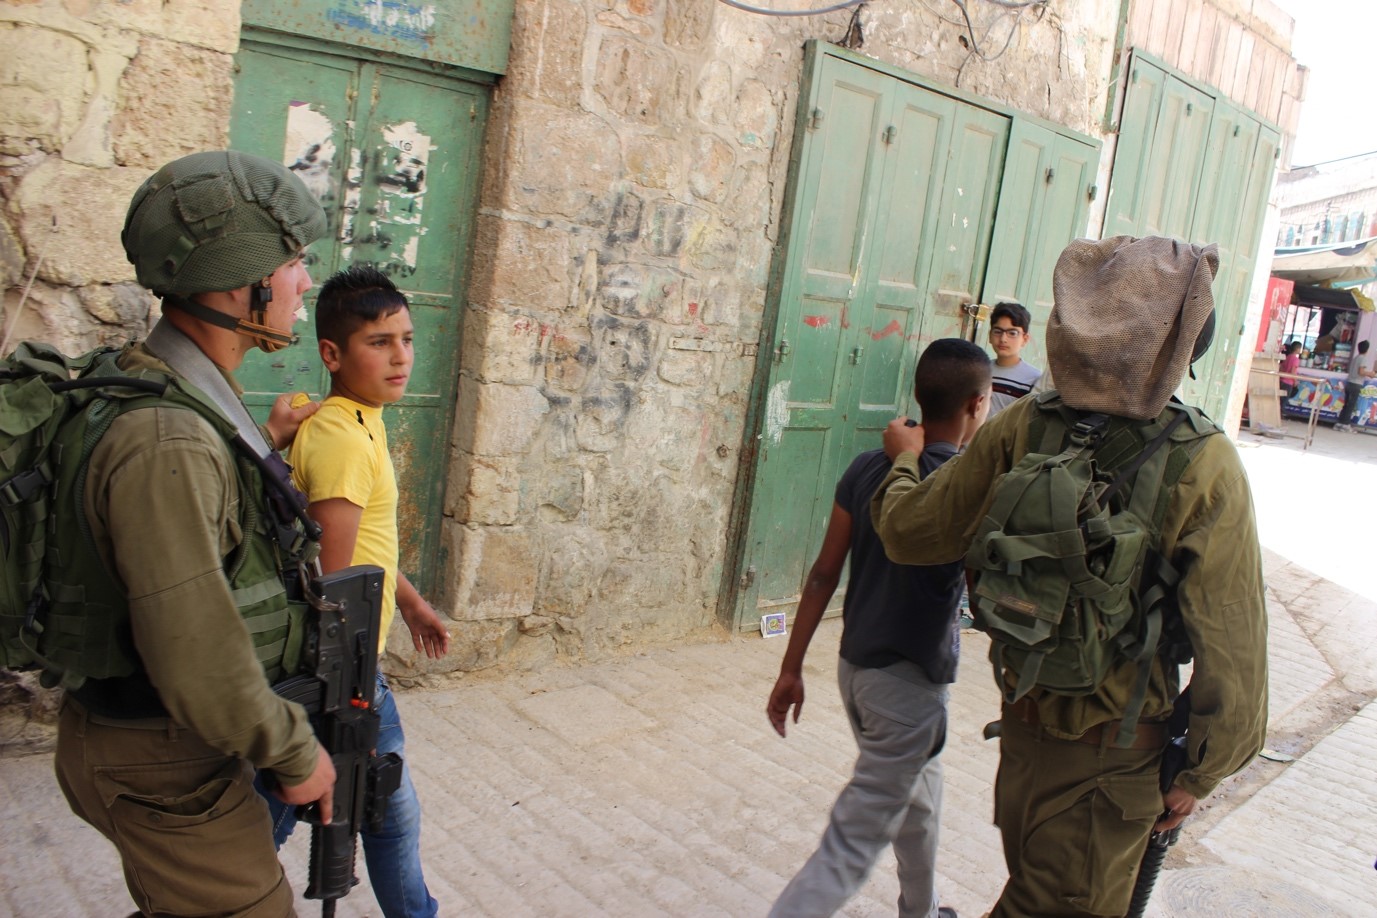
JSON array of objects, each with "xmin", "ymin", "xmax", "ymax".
[{"xmin": 986, "ymin": 301, "xmax": 1042, "ymax": 416}]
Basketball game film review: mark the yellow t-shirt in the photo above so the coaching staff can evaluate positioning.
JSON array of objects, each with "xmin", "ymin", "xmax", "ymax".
[{"xmin": 289, "ymin": 396, "xmax": 399, "ymax": 654}]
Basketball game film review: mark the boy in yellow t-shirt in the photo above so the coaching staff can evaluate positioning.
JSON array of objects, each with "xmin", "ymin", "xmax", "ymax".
[{"xmin": 272, "ymin": 264, "xmax": 448, "ymax": 918}]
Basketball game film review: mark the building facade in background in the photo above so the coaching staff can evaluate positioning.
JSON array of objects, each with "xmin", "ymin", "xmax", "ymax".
[
  {"xmin": 1276, "ymin": 152, "xmax": 1377, "ymax": 247},
  {"xmin": 0, "ymin": 0, "xmax": 1302, "ymax": 674}
]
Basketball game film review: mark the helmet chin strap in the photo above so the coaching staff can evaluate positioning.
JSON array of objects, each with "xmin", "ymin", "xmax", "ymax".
[
  {"xmin": 244, "ymin": 281, "xmax": 297, "ymax": 353},
  {"xmin": 162, "ymin": 283, "xmax": 298, "ymax": 353}
]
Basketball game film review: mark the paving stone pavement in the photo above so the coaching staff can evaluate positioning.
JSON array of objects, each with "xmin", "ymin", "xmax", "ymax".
[{"xmin": 4, "ymin": 432, "xmax": 1377, "ymax": 917}]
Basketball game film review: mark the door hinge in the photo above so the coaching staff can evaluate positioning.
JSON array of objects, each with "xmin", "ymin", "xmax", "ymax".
[
  {"xmin": 740, "ymin": 566, "xmax": 757, "ymax": 591},
  {"xmin": 1088, "ymin": 183, "xmax": 1098, "ymax": 201},
  {"xmin": 882, "ymin": 125, "xmax": 897, "ymax": 145},
  {"xmin": 469, "ymin": 101, "xmax": 477, "ymax": 122},
  {"xmin": 775, "ymin": 338, "xmax": 791, "ymax": 362},
  {"xmin": 1045, "ymin": 167, "xmax": 1055, "ymax": 184},
  {"xmin": 809, "ymin": 108, "xmax": 824, "ymax": 130}
]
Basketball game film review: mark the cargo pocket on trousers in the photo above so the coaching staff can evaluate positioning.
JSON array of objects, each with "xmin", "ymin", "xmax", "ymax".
[
  {"xmin": 96, "ymin": 757, "xmax": 284, "ymax": 915},
  {"xmin": 1073, "ymin": 771, "xmax": 1164, "ymax": 914}
]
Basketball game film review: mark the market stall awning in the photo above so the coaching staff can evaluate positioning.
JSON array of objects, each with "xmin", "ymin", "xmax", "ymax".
[{"xmin": 1272, "ymin": 236, "xmax": 1377, "ymax": 287}]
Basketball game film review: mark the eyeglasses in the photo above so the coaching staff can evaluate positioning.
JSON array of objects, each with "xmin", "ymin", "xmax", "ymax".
[{"xmin": 989, "ymin": 327, "xmax": 1025, "ymax": 339}]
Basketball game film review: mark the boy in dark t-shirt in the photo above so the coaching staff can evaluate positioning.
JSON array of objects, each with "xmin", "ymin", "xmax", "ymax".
[{"xmin": 766, "ymin": 339, "xmax": 992, "ymax": 918}]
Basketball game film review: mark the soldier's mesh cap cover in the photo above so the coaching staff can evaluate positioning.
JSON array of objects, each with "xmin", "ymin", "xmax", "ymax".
[
  {"xmin": 122, "ymin": 150, "xmax": 327, "ymax": 296},
  {"xmin": 1048, "ymin": 235, "xmax": 1219, "ymax": 421}
]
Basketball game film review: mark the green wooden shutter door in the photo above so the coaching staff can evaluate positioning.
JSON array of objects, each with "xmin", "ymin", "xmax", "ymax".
[
  {"xmin": 746, "ymin": 56, "xmax": 893, "ymax": 613},
  {"xmin": 230, "ymin": 38, "xmax": 487, "ymax": 595},
  {"xmin": 982, "ymin": 121, "xmax": 1098, "ymax": 369}
]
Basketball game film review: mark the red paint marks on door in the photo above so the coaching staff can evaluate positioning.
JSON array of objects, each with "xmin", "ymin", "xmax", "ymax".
[
  {"xmin": 871, "ymin": 320, "xmax": 902, "ymax": 340},
  {"xmin": 803, "ymin": 315, "xmax": 830, "ymax": 328}
]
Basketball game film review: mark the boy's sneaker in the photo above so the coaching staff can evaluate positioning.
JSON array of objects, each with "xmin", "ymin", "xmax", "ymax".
[
  {"xmin": 1334, "ymin": 423, "xmax": 1351, "ymax": 432},
  {"xmin": 938, "ymin": 908, "xmax": 958, "ymax": 918},
  {"xmin": 958, "ymin": 611, "xmax": 976, "ymax": 630}
]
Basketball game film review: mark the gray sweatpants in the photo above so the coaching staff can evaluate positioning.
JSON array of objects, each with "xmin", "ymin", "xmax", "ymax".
[{"xmin": 770, "ymin": 658, "xmax": 948, "ymax": 918}]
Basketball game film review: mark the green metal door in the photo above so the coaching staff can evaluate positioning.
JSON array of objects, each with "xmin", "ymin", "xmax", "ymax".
[
  {"xmin": 1105, "ymin": 61, "xmax": 1214, "ymax": 242},
  {"xmin": 1105, "ymin": 52, "xmax": 1282, "ymax": 419},
  {"xmin": 735, "ymin": 50, "xmax": 1009, "ymax": 627},
  {"xmin": 230, "ymin": 38, "xmax": 488, "ymax": 594},
  {"xmin": 1184, "ymin": 103, "xmax": 1280, "ymax": 409},
  {"xmin": 982, "ymin": 122, "xmax": 1098, "ymax": 369},
  {"xmin": 744, "ymin": 55, "xmax": 895, "ymax": 620}
]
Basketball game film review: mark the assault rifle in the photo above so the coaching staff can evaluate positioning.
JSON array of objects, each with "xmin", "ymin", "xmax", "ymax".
[
  {"xmin": 274, "ymin": 564, "xmax": 403, "ymax": 918},
  {"xmin": 1125, "ymin": 690, "xmax": 1194, "ymax": 918}
]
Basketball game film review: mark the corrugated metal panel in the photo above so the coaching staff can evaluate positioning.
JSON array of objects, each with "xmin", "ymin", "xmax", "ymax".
[{"xmin": 242, "ymin": 0, "xmax": 514, "ymax": 74}]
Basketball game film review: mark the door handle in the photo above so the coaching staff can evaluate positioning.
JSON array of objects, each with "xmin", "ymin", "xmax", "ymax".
[
  {"xmin": 776, "ymin": 339, "xmax": 791, "ymax": 362},
  {"xmin": 850, "ymin": 346, "xmax": 864, "ymax": 365}
]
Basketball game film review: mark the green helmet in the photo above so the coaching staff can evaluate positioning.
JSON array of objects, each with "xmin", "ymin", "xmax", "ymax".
[{"xmin": 122, "ymin": 150, "xmax": 328, "ymax": 296}]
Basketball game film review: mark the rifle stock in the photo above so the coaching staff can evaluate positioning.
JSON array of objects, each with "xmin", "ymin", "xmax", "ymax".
[{"xmin": 274, "ymin": 565, "xmax": 402, "ymax": 917}]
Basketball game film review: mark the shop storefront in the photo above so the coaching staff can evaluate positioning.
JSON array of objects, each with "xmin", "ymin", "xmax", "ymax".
[
  {"xmin": 1266, "ymin": 239, "xmax": 1377, "ymax": 431},
  {"xmin": 1278, "ymin": 285, "xmax": 1375, "ymax": 425}
]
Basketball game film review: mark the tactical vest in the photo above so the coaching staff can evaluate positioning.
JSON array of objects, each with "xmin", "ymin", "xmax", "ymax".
[{"xmin": 27, "ymin": 348, "xmax": 314, "ymax": 706}]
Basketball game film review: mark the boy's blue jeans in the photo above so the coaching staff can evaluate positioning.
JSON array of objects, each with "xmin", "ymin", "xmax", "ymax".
[{"xmin": 258, "ymin": 673, "xmax": 438, "ymax": 918}]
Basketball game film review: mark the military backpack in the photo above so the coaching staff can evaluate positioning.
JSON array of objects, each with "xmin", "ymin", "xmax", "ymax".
[
  {"xmin": 1, "ymin": 341, "xmax": 317, "ymax": 690},
  {"xmin": 965, "ymin": 392, "xmax": 1219, "ymax": 746}
]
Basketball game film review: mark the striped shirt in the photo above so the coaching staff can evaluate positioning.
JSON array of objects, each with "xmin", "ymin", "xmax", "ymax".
[{"xmin": 989, "ymin": 359, "xmax": 1043, "ymax": 416}]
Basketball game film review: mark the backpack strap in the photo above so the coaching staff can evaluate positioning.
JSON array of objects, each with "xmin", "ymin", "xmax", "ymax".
[{"xmin": 1102, "ymin": 405, "xmax": 1206, "ymax": 747}]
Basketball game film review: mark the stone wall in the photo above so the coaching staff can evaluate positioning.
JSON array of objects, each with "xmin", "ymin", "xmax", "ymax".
[
  {"xmin": 437, "ymin": 0, "xmax": 1123, "ymax": 672},
  {"xmin": 0, "ymin": 0, "xmax": 239, "ymax": 353}
]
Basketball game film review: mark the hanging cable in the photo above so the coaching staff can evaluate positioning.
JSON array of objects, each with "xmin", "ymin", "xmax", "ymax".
[{"xmin": 715, "ymin": 0, "xmax": 866, "ymax": 17}]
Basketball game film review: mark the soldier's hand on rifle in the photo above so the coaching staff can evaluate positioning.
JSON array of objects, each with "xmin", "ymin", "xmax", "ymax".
[
  {"xmin": 1155, "ymin": 784, "xmax": 1198, "ymax": 832},
  {"xmin": 275, "ymin": 743, "xmax": 337, "ymax": 824},
  {"xmin": 883, "ymin": 417, "xmax": 926, "ymax": 460}
]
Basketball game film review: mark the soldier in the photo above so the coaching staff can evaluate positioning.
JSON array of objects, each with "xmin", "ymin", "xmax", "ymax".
[
  {"xmin": 54, "ymin": 150, "xmax": 335, "ymax": 916},
  {"xmin": 871, "ymin": 236, "xmax": 1269, "ymax": 918}
]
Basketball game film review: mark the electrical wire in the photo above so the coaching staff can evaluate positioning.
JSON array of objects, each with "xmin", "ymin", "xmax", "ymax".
[{"xmin": 715, "ymin": 0, "xmax": 866, "ymax": 17}]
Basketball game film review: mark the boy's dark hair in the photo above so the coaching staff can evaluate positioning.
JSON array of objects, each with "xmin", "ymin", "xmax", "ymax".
[
  {"xmin": 315, "ymin": 265, "xmax": 409, "ymax": 346},
  {"xmin": 914, "ymin": 338, "xmax": 992, "ymax": 422},
  {"xmin": 1360, "ymin": 341, "xmax": 1370, "ymax": 355},
  {"xmin": 1286, "ymin": 340, "xmax": 1302, "ymax": 354},
  {"xmin": 991, "ymin": 301, "xmax": 1031, "ymax": 332}
]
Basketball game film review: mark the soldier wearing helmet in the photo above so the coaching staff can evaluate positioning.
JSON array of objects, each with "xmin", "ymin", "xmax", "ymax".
[
  {"xmin": 871, "ymin": 236, "xmax": 1268, "ymax": 918},
  {"xmin": 53, "ymin": 150, "xmax": 336, "ymax": 916}
]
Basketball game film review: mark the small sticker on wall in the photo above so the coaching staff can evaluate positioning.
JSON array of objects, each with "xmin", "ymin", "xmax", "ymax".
[{"xmin": 761, "ymin": 612, "xmax": 787, "ymax": 639}]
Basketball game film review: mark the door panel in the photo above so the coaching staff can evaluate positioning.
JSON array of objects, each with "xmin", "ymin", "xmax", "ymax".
[
  {"xmin": 1104, "ymin": 51, "xmax": 1283, "ymax": 420},
  {"xmin": 848, "ymin": 88, "xmax": 956, "ymax": 448},
  {"xmin": 982, "ymin": 123, "xmax": 1097, "ymax": 369},
  {"xmin": 230, "ymin": 39, "xmax": 486, "ymax": 594},
  {"xmin": 745, "ymin": 58, "xmax": 892, "ymax": 613},
  {"xmin": 229, "ymin": 45, "xmax": 355, "ymax": 400},
  {"xmin": 1104, "ymin": 61, "xmax": 1167, "ymax": 240},
  {"xmin": 1140, "ymin": 76, "xmax": 1213, "ymax": 239},
  {"xmin": 922, "ymin": 105, "xmax": 1008, "ymax": 344}
]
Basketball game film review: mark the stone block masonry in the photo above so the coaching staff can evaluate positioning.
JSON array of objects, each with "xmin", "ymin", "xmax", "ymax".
[
  {"xmin": 0, "ymin": 0, "xmax": 240, "ymax": 353},
  {"xmin": 434, "ymin": 0, "xmax": 1125, "ymax": 675}
]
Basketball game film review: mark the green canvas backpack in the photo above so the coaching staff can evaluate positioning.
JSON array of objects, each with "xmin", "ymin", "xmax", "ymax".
[
  {"xmin": 1, "ymin": 341, "xmax": 317, "ymax": 689},
  {"xmin": 966, "ymin": 392, "xmax": 1219, "ymax": 746}
]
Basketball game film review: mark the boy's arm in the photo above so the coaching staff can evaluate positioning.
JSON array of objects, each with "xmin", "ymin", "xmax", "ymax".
[
  {"xmin": 307, "ymin": 497, "xmax": 364, "ymax": 574},
  {"xmin": 766, "ymin": 502, "xmax": 852, "ymax": 738},
  {"xmin": 396, "ymin": 572, "xmax": 451, "ymax": 659}
]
